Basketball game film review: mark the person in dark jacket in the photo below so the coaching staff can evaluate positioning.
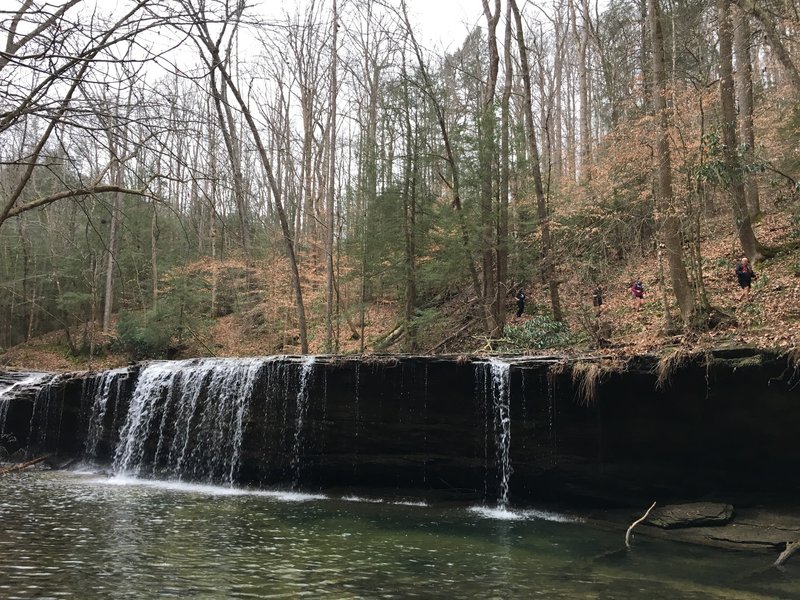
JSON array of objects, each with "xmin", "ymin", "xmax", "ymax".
[
  {"xmin": 592, "ymin": 286, "xmax": 603, "ymax": 317},
  {"xmin": 515, "ymin": 289, "xmax": 526, "ymax": 319},
  {"xmin": 735, "ymin": 257, "xmax": 756, "ymax": 300},
  {"xmin": 631, "ymin": 279, "xmax": 644, "ymax": 311}
]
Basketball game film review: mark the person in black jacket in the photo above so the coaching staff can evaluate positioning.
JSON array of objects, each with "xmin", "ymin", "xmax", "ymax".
[
  {"xmin": 515, "ymin": 289, "xmax": 526, "ymax": 319},
  {"xmin": 592, "ymin": 286, "xmax": 603, "ymax": 317},
  {"xmin": 735, "ymin": 257, "xmax": 756, "ymax": 300}
]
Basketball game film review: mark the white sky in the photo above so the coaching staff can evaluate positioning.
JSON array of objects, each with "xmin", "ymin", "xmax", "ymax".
[
  {"xmin": 257, "ymin": 0, "xmax": 484, "ymax": 51},
  {"xmin": 402, "ymin": 0, "xmax": 483, "ymax": 50}
]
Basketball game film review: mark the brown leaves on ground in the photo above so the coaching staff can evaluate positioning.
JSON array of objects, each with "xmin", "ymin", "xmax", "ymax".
[{"xmin": 2, "ymin": 202, "xmax": 799, "ymax": 372}]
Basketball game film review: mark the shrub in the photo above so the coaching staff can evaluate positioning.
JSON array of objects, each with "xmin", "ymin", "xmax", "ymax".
[
  {"xmin": 116, "ymin": 307, "xmax": 177, "ymax": 360},
  {"xmin": 502, "ymin": 315, "xmax": 576, "ymax": 351},
  {"xmin": 115, "ymin": 271, "xmax": 211, "ymax": 360}
]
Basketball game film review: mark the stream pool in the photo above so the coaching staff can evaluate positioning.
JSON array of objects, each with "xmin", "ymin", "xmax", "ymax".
[{"xmin": 0, "ymin": 471, "xmax": 797, "ymax": 598}]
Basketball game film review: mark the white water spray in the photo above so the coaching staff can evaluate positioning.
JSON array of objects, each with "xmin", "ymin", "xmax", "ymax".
[
  {"xmin": 113, "ymin": 358, "xmax": 264, "ymax": 483},
  {"xmin": 489, "ymin": 359, "xmax": 512, "ymax": 508},
  {"xmin": 291, "ymin": 355, "xmax": 316, "ymax": 485}
]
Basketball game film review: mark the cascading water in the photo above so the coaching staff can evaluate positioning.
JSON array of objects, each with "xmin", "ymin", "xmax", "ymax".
[
  {"xmin": 480, "ymin": 358, "xmax": 513, "ymax": 509},
  {"xmin": 0, "ymin": 372, "xmax": 54, "ymax": 435},
  {"xmin": 25, "ymin": 376, "xmax": 64, "ymax": 456},
  {"xmin": 83, "ymin": 368, "xmax": 130, "ymax": 462},
  {"xmin": 291, "ymin": 356, "xmax": 316, "ymax": 486},
  {"xmin": 113, "ymin": 358, "xmax": 265, "ymax": 483}
]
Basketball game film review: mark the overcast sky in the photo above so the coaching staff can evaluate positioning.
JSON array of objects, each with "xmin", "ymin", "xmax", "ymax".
[
  {"xmin": 257, "ymin": 0, "xmax": 484, "ymax": 51},
  {"xmin": 401, "ymin": 0, "xmax": 483, "ymax": 49}
]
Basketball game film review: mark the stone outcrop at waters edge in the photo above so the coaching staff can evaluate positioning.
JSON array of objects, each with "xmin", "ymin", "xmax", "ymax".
[{"xmin": 1, "ymin": 348, "xmax": 799, "ymax": 508}]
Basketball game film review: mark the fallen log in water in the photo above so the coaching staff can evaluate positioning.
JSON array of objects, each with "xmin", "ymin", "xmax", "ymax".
[{"xmin": 0, "ymin": 455, "xmax": 51, "ymax": 476}]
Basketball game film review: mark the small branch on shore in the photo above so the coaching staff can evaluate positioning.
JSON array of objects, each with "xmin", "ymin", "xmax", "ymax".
[{"xmin": 625, "ymin": 501, "xmax": 657, "ymax": 549}]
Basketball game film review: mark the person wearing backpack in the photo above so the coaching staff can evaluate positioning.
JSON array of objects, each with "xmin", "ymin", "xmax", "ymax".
[
  {"xmin": 735, "ymin": 257, "xmax": 757, "ymax": 300},
  {"xmin": 631, "ymin": 279, "xmax": 644, "ymax": 311}
]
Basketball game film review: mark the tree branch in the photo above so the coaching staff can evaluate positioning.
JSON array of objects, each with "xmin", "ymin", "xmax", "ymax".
[{"xmin": 6, "ymin": 184, "xmax": 156, "ymax": 219}]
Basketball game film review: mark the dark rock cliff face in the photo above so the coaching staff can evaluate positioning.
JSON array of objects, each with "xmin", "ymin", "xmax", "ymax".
[{"xmin": 1, "ymin": 349, "xmax": 798, "ymax": 507}]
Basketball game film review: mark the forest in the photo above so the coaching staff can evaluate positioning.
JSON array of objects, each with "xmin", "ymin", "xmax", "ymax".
[{"xmin": 1, "ymin": 0, "xmax": 799, "ymax": 369}]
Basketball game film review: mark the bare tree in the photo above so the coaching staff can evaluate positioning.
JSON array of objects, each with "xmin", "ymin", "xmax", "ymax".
[
  {"xmin": 718, "ymin": 0, "xmax": 764, "ymax": 261},
  {"xmin": 510, "ymin": 0, "xmax": 563, "ymax": 321},
  {"xmin": 325, "ymin": 0, "xmax": 338, "ymax": 353},
  {"xmin": 732, "ymin": 0, "xmax": 800, "ymax": 99},
  {"xmin": 733, "ymin": 5, "xmax": 760, "ymax": 218},
  {"xmin": 0, "ymin": 0, "xmax": 161, "ymax": 229},
  {"xmin": 182, "ymin": 0, "xmax": 310, "ymax": 352},
  {"xmin": 648, "ymin": 0, "xmax": 695, "ymax": 327},
  {"xmin": 480, "ymin": 0, "xmax": 502, "ymax": 336}
]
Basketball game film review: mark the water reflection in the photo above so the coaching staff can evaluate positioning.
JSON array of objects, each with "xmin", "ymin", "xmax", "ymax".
[{"xmin": 0, "ymin": 472, "xmax": 797, "ymax": 598}]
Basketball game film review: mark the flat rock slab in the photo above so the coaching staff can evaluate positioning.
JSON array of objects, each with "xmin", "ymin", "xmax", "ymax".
[
  {"xmin": 694, "ymin": 522, "xmax": 800, "ymax": 550},
  {"xmin": 647, "ymin": 502, "xmax": 734, "ymax": 529}
]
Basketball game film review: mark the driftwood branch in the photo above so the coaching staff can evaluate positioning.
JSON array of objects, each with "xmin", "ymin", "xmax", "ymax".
[
  {"xmin": 625, "ymin": 501, "xmax": 657, "ymax": 549},
  {"xmin": 0, "ymin": 454, "xmax": 51, "ymax": 475},
  {"xmin": 775, "ymin": 541, "xmax": 800, "ymax": 568}
]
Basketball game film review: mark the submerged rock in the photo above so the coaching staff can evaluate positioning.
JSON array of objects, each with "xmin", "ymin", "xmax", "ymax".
[{"xmin": 647, "ymin": 502, "xmax": 734, "ymax": 529}]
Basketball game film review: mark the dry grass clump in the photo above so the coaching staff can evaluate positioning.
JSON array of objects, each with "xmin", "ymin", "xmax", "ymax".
[
  {"xmin": 783, "ymin": 347, "xmax": 800, "ymax": 388},
  {"xmin": 655, "ymin": 348, "xmax": 714, "ymax": 389},
  {"xmin": 656, "ymin": 348, "xmax": 694, "ymax": 389},
  {"xmin": 570, "ymin": 359, "xmax": 625, "ymax": 406},
  {"xmin": 572, "ymin": 362, "xmax": 602, "ymax": 406}
]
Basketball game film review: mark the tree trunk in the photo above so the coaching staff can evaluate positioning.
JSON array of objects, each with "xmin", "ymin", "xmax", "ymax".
[
  {"xmin": 553, "ymin": 7, "xmax": 565, "ymax": 184},
  {"xmin": 649, "ymin": 0, "xmax": 695, "ymax": 326},
  {"xmin": 733, "ymin": 5, "xmax": 761, "ymax": 218},
  {"xmin": 572, "ymin": 0, "xmax": 592, "ymax": 178},
  {"xmin": 480, "ymin": 0, "xmax": 502, "ymax": 337},
  {"xmin": 210, "ymin": 67, "xmax": 250, "ymax": 260},
  {"xmin": 639, "ymin": 0, "xmax": 650, "ymax": 105},
  {"xmin": 732, "ymin": 0, "xmax": 800, "ymax": 99},
  {"xmin": 497, "ymin": 5, "xmax": 512, "ymax": 333},
  {"xmin": 196, "ymin": 21, "xmax": 309, "ymax": 352},
  {"xmin": 718, "ymin": 0, "xmax": 763, "ymax": 261},
  {"xmin": 325, "ymin": 0, "xmax": 338, "ymax": 354},
  {"xmin": 102, "ymin": 151, "xmax": 122, "ymax": 334},
  {"xmin": 151, "ymin": 203, "xmax": 158, "ymax": 310},
  {"xmin": 401, "ymin": 49, "xmax": 418, "ymax": 352},
  {"xmin": 510, "ymin": 0, "xmax": 564, "ymax": 322},
  {"xmin": 400, "ymin": 0, "xmax": 485, "ymax": 318}
]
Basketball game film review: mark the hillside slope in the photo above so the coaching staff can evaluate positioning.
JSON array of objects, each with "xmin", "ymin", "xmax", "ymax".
[{"xmin": 2, "ymin": 204, "xmax": 798, "ymax": 372}]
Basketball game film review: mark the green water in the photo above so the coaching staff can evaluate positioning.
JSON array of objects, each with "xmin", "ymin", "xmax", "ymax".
[{"xmin": 0, "ymin": 472, "xmax": 796, "ymax": 599}]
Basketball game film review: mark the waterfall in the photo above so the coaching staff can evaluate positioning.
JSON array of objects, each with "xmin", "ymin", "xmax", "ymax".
[
  {"xmin": 0, "ymin": 373, "xmax": 53, "ymax": 435},
  {"xmin": 113, "ymin": 358, "xmax": 265, "ymax": 483},
  {"xmin": 26, "ymin": 378, "xmax": 63, "ymax": 456},
  {"xmin": 480, "ymin": 359, "xmax": 513, "ymax": 508},
  {"xmin": 291, "ymin": 356, "xmax": 316, "ymax": 486},
  {"xmin": 83, "ymin": 368, "xmax": 130, "ymax": 462}
]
